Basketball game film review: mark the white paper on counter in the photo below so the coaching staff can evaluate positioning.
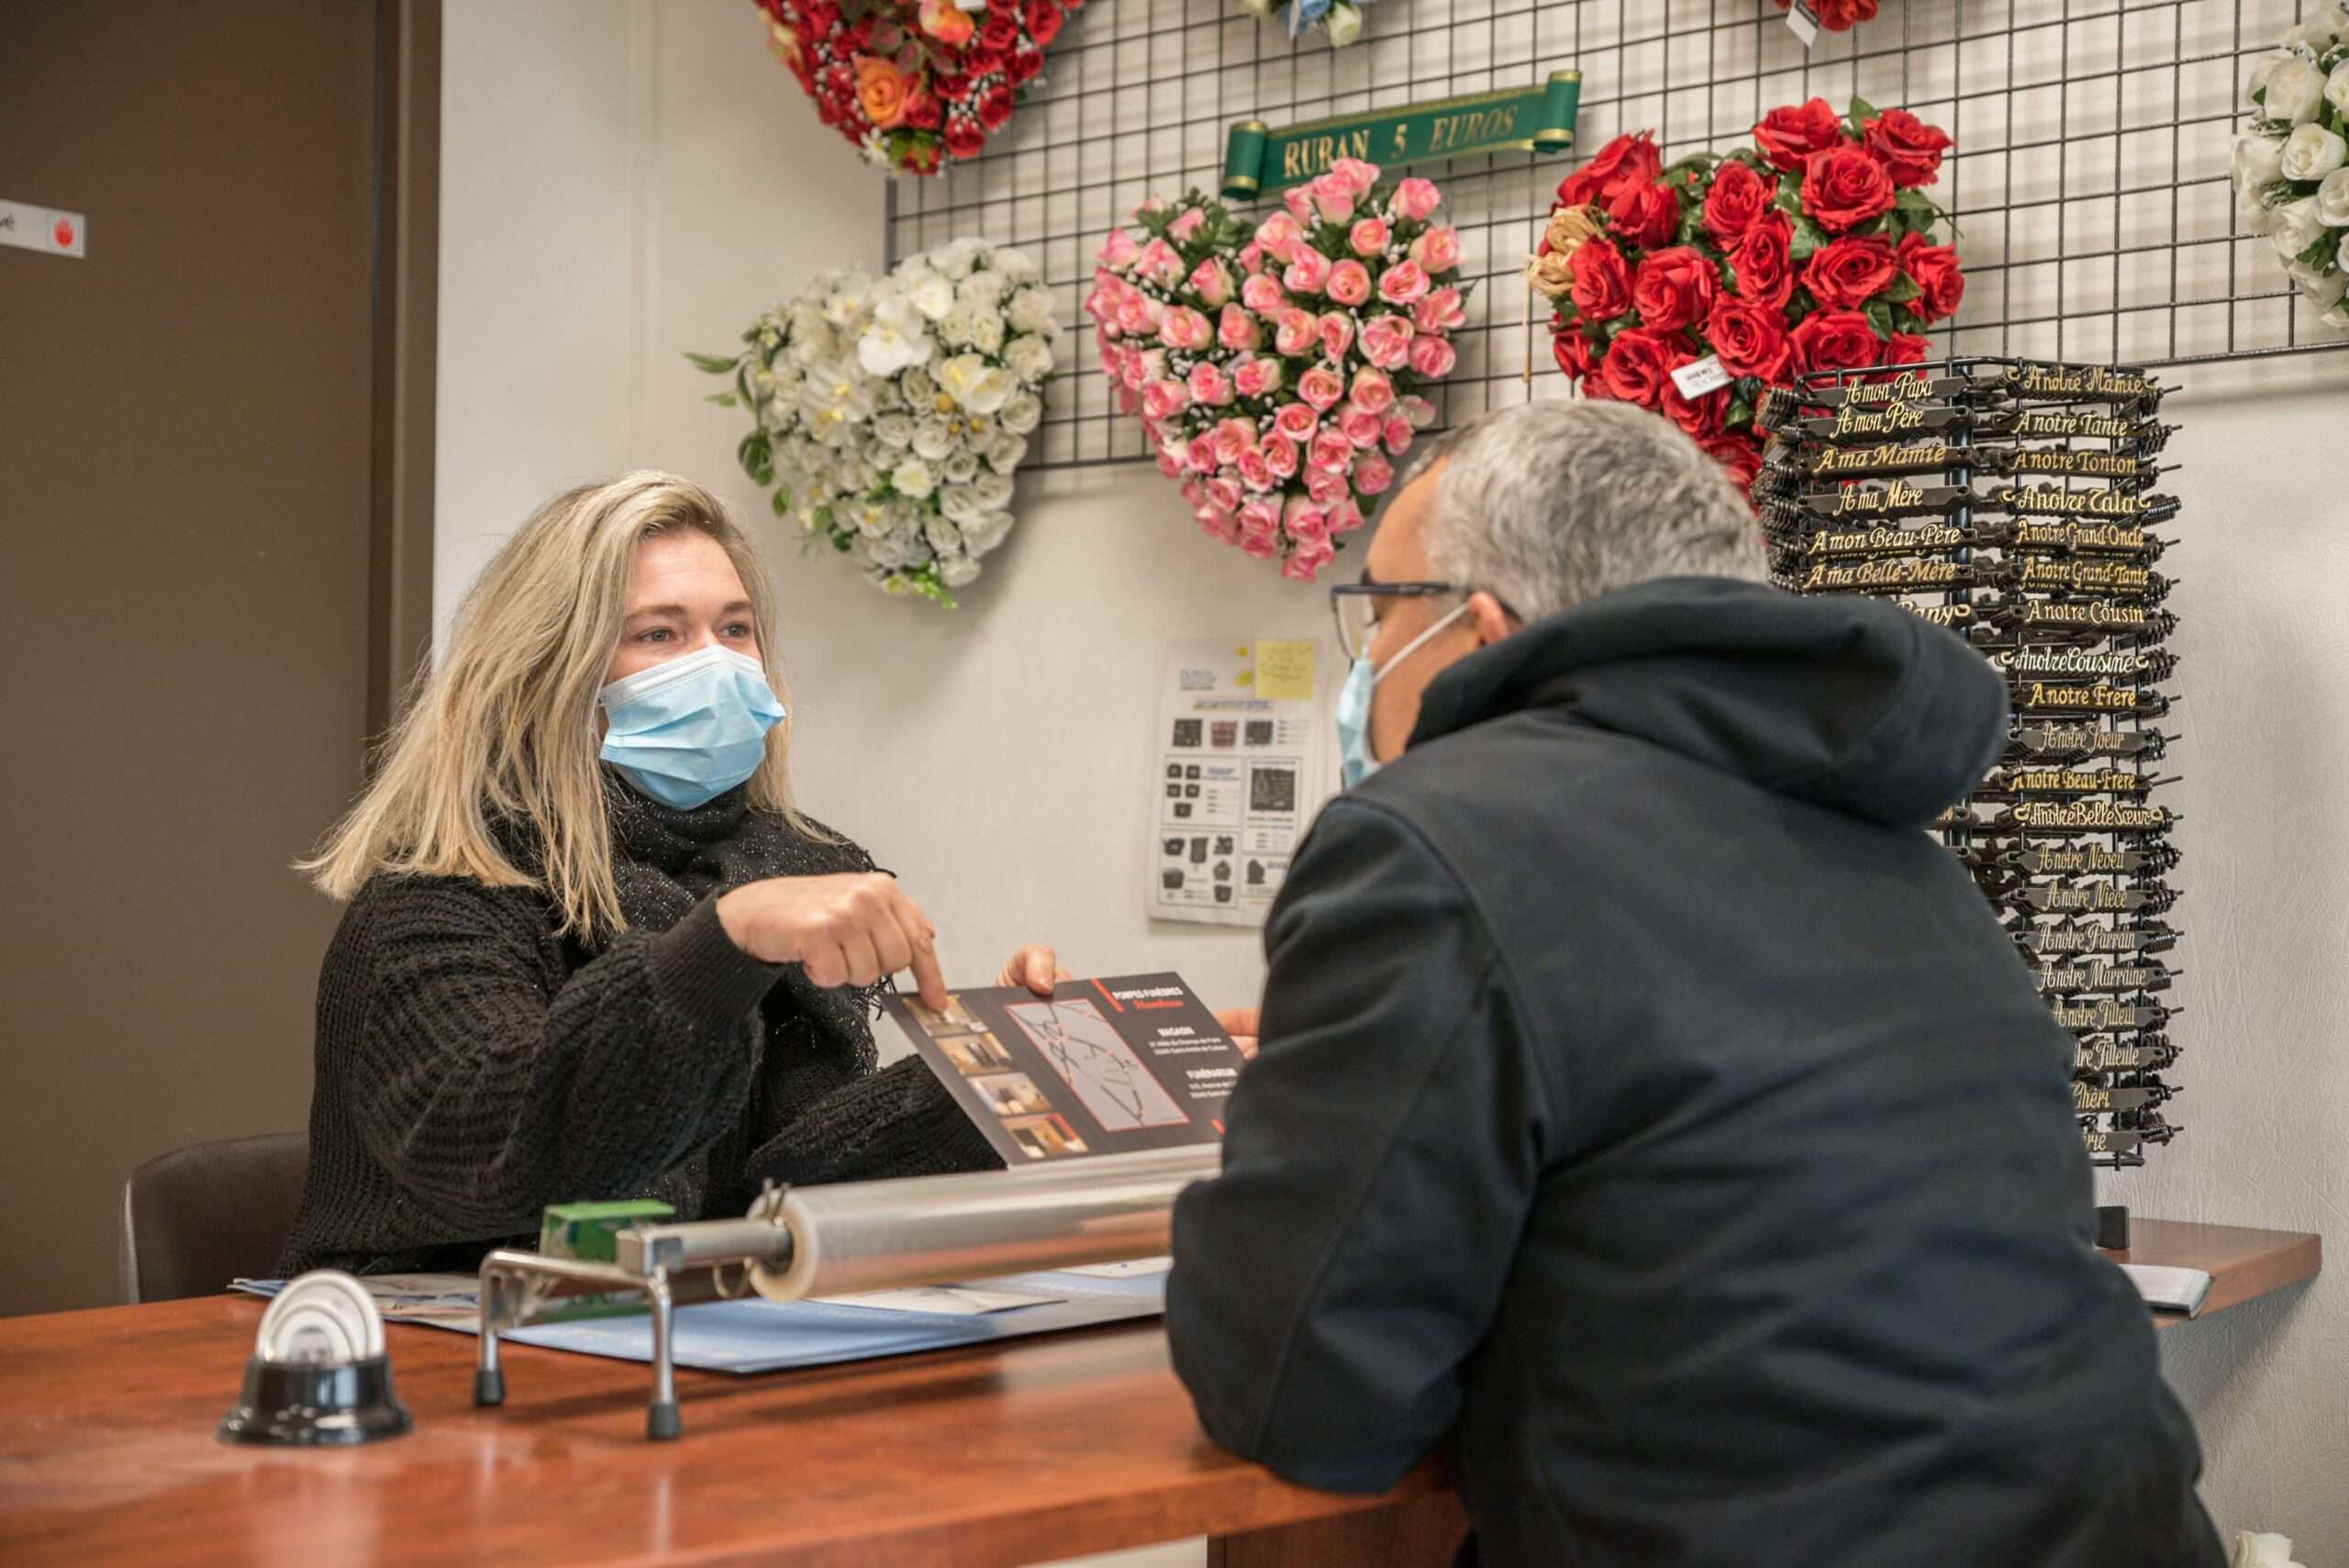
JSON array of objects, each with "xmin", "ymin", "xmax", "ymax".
[
  {"xmin": 808, "ymin": 1284, "xmax": 1064, "ymax": 1316},
  {"xmin": 1060, "ymin": 1257, "xmax": 1174, "ymax": 1279}
]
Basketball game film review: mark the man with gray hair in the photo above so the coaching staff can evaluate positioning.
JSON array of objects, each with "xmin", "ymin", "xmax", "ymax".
[{"xmin": 1167, "ymin": 400, "xmax": 2221, "ymax": 1567}]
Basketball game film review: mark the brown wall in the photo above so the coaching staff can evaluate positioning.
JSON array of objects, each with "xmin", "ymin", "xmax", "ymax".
[{"xmin": 0, "ymin": 0, "xmax": 421, "ymax": 1315}]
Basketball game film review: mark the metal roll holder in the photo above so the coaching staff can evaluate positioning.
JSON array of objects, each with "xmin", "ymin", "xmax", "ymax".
[{"xmin": 473, "ymin": 1145, "xmax": 1220, "ymax": 1439}]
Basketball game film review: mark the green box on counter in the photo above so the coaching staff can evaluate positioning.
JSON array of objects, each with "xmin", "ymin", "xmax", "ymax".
[
  {"xmin": 540, "ymin": 1199, "xmax": 675, "ymax": 1263},
  {"xmin": 533, "ymin": 1199, "xmax": 675, "ymax": 1320}
]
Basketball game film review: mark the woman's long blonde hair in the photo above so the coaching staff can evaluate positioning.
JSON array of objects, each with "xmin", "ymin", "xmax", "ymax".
[{"xmin": 302, "ymin": 471, "xmax": 816, "ymax": 939}]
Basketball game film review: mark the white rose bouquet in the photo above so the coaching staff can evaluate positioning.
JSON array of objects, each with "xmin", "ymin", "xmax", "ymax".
[
  {"xmin": 695, "ymin": 236, "xmax": 1058, "ymax": 607},
  {"xmin": 2233, "ymin": 6, "xmax": 2349, "ymax": 328}
]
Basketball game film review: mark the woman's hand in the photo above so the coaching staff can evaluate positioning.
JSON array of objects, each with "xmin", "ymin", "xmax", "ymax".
[
  {"xmin": 998, "ymin": 946, "xmax": 1072, "ymax": 997},
  {"xmin": 1215, "ymin": 1007, "xmax": 1260, "ymax": 1061},
  {"xmin": 716, "ymin": 873, "xmax": 948, "ymax": 1007}
]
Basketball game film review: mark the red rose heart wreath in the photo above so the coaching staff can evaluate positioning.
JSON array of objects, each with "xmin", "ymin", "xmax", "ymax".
[
  {"xmin": 1529, "ymin": 96, "xmax": 1962, "ymax": 495},
  {"xmin": 753, "ymin": 0, "xmax": 1075, "ymax": 176}
]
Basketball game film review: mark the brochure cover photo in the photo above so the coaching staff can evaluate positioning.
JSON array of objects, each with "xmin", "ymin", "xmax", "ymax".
[{"xmin": 880, "ymin": 973, "xmax": 1246, "ymax": 1165}]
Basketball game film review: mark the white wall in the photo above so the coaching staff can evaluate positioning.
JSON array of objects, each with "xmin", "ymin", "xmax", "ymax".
[
  {"xmin": 436, "ymin": 3, "xmax": 643, "ymax": 622},
  {"xmin": 2092, "ymin": 354, "xmax": 2349, "ymax": 1556},
  {"xmin": 438, "ymin": 1, "xmax": 2346, "ymax": 1559}
]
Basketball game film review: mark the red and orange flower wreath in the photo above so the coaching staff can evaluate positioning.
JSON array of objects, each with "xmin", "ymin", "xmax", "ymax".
[
  {"xmin": 1528, "ymin": 96, "xmax": 1962, "ymax": 495},
  {"xmin": 753, "ymin": 0, "xmax": 1075, "ymax": 176}
]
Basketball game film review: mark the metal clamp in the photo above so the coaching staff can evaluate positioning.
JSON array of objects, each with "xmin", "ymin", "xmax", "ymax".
[{"xmin": 473, "ymin": 1188, "xmax": 795, "ymax": 1441}]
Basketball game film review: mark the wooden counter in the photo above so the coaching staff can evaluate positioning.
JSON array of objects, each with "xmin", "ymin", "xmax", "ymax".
[
  {"xmin": 0, "ymin": 1220, "xmax": 2315, "ymax": 1566},
  {"xmin": 2101, "ymin": 1218, "xmax": 2323, "ymax": 1328},
  {"xmin": 0, "ymin": 1295, "xmax": 1465, "ymax": 1568}
]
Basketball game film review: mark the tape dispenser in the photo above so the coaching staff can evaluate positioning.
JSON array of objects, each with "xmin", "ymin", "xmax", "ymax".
[{"xmin": 218, "ymin": 1270, "xmax": 413, "ymax": 1445}]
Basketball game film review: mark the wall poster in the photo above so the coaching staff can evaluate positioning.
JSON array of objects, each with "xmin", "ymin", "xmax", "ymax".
[{"xmin": 1146, "ymin": 638, "xmax": 1334, "ymax": 928}]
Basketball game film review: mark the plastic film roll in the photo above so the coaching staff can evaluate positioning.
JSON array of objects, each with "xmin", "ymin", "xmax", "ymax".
[{"xmin": 750, "ymin": 1145, "xmax": 1220, "ymax": 1303}]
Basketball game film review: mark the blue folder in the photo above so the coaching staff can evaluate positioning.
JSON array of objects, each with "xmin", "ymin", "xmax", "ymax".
[{"xmin": 233, "ymin": 1270, "xmax": 1166, "ymax": 1375}]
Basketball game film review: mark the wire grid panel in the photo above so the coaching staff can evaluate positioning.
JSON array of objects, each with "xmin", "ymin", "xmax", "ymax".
[{"xmin": 885, "ymin": 0, "xmax": 2349, "ymax": 469}]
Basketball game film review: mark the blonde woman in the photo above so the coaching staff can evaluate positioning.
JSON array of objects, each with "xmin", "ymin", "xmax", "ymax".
[{"xmin": 276, "ymin": 473, "xmax": 1056, "ymax": 1275}]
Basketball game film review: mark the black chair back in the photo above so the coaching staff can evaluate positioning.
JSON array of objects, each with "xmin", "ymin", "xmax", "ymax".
[{"xmin": 118, "ymin": 1131, "xmax": 309, "ymax": 1303}]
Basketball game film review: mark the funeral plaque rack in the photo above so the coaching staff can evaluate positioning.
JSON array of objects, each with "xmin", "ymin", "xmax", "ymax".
[{"xmin": 1754, "ymin": 355, "xmax": 2183, "ymax": 1170}]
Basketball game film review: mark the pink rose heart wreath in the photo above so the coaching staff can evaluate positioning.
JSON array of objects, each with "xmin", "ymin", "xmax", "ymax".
[
  {"xmin": 754, "ymin": 0, "xmax": 1075, "ymax": 176},
  {"xmin": 1085, "ymin": 161, "xmax": 1470, "ymax": 583}
]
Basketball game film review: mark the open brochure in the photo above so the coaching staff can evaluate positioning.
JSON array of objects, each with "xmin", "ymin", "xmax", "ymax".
[{"xmin": 881, "ymin": 973, "xmax": 1244, "ymax": 1164}]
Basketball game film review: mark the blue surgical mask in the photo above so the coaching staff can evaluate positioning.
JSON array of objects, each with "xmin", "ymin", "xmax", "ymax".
[
  {"xmin": 1336, "ymin": 601, "xmax": 1472, "ymax": 788},
  {"xmin": 597, "ymin": 645, "xmax": 786, "ymax": 809}
]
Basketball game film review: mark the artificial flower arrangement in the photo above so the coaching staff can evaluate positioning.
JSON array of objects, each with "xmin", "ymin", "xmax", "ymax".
[
  {"xmin": 696, "ymin": 236, "xmax": 1058, "ymax": 607},
  {"xmin": 1085, "ymin": 161, "xmax": 1467, "ymax": 583},
  {"xmin": 1231, "ymin": 0, "xmax": 1382, "ymax": 50},
  {"xmin": 753, "ymin": 0, "xmax": 1076, "ymax": 175},
  {"xmin": 2232, "ymin": 5, "xmax": 2349, "ymax": 330},
  {"xmin": 1528, "ymin": 96, "xmax": 1963, "ymax": 494},
  {"xmin": 1772, "ymin": 0, "xmax": 1878, "ymax": 32}
]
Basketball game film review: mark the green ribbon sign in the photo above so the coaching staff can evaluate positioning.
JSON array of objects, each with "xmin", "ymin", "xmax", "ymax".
[{"xmin": 1221, "ymin": 72, "xmax": 1581, "ymax": 199}]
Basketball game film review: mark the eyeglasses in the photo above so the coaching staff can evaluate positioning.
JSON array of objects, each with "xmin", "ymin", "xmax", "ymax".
[{"xmin": 1328, "ymin": 580, "xmax": 1464, "ymax": 664}]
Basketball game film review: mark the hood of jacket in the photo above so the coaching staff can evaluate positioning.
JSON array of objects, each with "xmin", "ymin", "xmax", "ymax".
[{"xmin": 1406, "ymin": 576, "xmax": 2008, "ymax": 828}]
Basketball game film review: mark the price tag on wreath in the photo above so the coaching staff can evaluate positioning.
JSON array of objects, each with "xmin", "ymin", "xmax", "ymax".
[
  {"xmin": 1669, "ymin": 355, "xmax": 1733, "ymax": 400},
  {"xmin": 1785, "ymin": 0, "xmax": 1821, "ymax": 46}
]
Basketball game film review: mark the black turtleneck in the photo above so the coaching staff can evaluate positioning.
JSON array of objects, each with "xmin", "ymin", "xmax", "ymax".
[{"xmin": 275, "ymin": 777, "xmax": 1000, "ymax": 1278}]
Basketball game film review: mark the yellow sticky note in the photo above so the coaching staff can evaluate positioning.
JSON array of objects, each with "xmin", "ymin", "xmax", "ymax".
[{"xmin": 1253, "ymin": 639, "xmax": 1315, "ymax": 701}]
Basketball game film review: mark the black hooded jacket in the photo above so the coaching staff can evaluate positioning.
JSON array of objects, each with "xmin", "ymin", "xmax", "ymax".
[{"xmin": 1166, "ymin": 578, "xmax": 2221, "ymax": 1568}]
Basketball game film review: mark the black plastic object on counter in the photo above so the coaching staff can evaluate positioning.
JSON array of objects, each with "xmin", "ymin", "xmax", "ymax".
[
  {"xmin": 219, "ymin": 1354, "xmax": 413, "ymax": 1446},
  {"xmin": 218, "ymin": 1269, "xmax": 413, "ymax": 1446}
]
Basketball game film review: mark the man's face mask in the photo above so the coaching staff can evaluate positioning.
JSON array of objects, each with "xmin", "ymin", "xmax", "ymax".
[{"xmin": 1334, "ymin": 600, "xmax": 1473, "ymax": 788}]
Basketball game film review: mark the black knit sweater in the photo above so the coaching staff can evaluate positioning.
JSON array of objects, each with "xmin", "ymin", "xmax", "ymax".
[{"xmin": 276, "ymin": 777, "xmax": 1001, "ymax": 1276}]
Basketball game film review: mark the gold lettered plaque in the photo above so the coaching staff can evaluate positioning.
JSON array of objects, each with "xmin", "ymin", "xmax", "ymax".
[{"xmin": 1220, "ymin": 72, "xmax": 1580, "ymax": 196}]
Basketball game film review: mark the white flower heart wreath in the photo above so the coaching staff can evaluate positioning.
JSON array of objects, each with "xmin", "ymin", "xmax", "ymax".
[
  {"xmin": 697, "ymin": 236, "xmax": 1059, "ymax": 608},
  {"xmin": 2233, "ymin": 6, "xmax": 2349, "ymax": 329}
]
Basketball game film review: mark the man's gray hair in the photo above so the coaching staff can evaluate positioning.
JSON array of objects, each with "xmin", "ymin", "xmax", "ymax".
[{"xmin": 1406, "ymin": 399, "xmax": 1768, "ymax": 622}]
